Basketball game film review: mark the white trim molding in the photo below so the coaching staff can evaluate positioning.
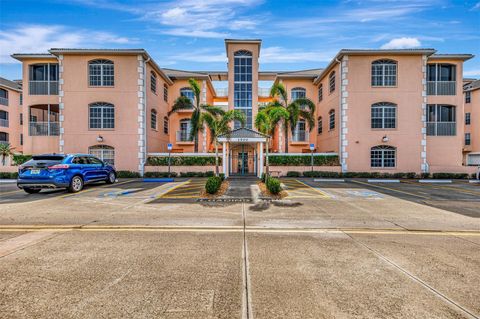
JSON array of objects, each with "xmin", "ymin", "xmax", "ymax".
[
  {"xmin": 137, "ymin": 55, "xmax": 146, "ymax": 173},
  {"xmin": 421, "ymin": 54, "xmax": 428, "ymax": 173},
  {"xmin": 340, "ymin": 55, "xmax": 349, "ymax": 172},
  {"xmin": 58, "ymin": 54, "xmax": 64, "ymax": 153}
]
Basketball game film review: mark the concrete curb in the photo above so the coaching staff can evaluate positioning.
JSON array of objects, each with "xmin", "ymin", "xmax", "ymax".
[
  {"xmin": 367, "ymin": 179, "xmax": 400, "ymax": 183},
  {"xmin": 419, "ymin": 179, "xmax": 452, "ymax": 183},
  {"xmin": 468, "ymin": 180, "xmax": 480, "ymax": 184},
  {"xmin": 313, "ymin": 179, "xmax": 345, "ymax": 182},
  {"xmin": 142, "ymin": 178, "xmax": 174, "ymax": 182},
  {"xmin": 0, "ymin": 179, "xmax": 16, "ymax": 184}
]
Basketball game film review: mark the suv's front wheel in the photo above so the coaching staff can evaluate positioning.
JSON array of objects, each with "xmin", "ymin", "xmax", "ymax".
[
  {"xmin": 68, "ymin": 176, "xmax": 84, "ymax": 193},
  {"xmin": 106, "ymin": 171, "xmax": 116, "ymax": 184}
]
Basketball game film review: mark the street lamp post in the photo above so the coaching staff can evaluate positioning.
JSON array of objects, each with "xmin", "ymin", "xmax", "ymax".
[
  {"xmin": 310, "ymin": 143, "xmax": 315, "ymax": 172},
  {"xmin": 167, "ymin": 143, "xmax": 172, "ymax": 178}
]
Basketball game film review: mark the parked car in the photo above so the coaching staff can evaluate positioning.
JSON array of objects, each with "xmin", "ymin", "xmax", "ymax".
[{"xmin": 17, "ymin": 154, "xmax": 116, "ymax": 194}]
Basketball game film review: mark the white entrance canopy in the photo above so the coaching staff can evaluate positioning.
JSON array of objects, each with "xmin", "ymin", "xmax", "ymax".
[{"xmin": 217, "ymin": 128, "xmax": 270, "ymax": 178}]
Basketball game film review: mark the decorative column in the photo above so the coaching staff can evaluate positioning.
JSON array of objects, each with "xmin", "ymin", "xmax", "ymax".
[
  {"xmin": 222, "ymin": 142, "xmax": 227, "ymax": 177},
  {"xmin": 258, "ymin": 142, "xmax": 264, "ymax": 178}
]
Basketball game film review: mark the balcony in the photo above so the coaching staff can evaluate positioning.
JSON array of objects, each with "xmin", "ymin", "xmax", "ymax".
[
  {"xmin": 0, "ymin": 97, "xmax": 8, "ymax": 106},
  {"xmin": 427, "ymin": 81, "xmax": 456, "ymax": 96},
  {"xmin": 215, "ymin": 87, "xmax": 228, "ymax": 97},
  {"xmin": 29, "ymin": 81, "xmax": 59, "ymax": 95},
  {"xmin": 176, "ymin": 130, "xmax": 193, "ymax": 142},
  {"xmin": 0, "ymin": 140, "xmax": 8, "ymax": 145},
  {"xmin": 291, "ymin": 130, "xmax": 308, "ymax": 143},
  {"xmin": 29, "ymin": 122, "xmax": 60, "ymax": 136},
  {"xmin": 258, "ymin": 87, "xmax": 271, "ymax": 97},
  {"xmin": 0, "ymin": 119, "xmax": 8, "ymax": 128},
  {"xmin": 426, "ymin": 122, "xmax": 456, "ymax": 136}
]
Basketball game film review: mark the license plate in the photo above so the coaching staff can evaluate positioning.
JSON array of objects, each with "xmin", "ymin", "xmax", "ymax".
[{"xmin": 30, "ymin": 169, "xmax": 41, "ymax": 174}]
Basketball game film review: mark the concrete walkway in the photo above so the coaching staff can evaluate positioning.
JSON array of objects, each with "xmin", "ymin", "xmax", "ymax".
[{"xmin": 223, "ymin": 176, "xmax": 258, "ymax": 200}]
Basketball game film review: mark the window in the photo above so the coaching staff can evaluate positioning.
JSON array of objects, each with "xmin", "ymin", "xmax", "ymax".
[
  {"xmin": 89, "ymin": 102, "xmax": 114, "ymax": 129},
  {"xmin": 427, "ymin": 104, "xmax": 456, "ymax": 136},
  {"xmin": 20, "ymin": 133, "xmax": 23, "ymax": 146},
  {"xmin": 151, "ymin": 109, "xmax": 157, "ymax": 130},
  {"xmin": 163, "ymin": 116, "xmax": 169, "ymax": 134},
  {"xmin": 0, "ymin": 132, "xmax": 8, "ymax": 142},
  {"xmin": 427, "ymin": 64, "xmax": 456, "ymax": 95},
  {"xmin": 292, "ymin": 119, "xmax": 306, "ymax": 141},
  {"xmin": 0, "ymin": 88, "xmax": 8, "ymax": 106},
  {"xmin": 465, "ymin": 91, "xmax": 471, "ymax": 103},
  {"xmin": 371, "ymin": 145, "xmax": 396, "ymax": 168},
  {"xmin": 465, "ymin": 133, "xmax": 471, "ymax": 146},
  {"xmin": 329, "ymin": 110, "xmax": 335, "ymax": 130},
  {"xmin": 371, "ymin": 60, "xmax": 397, "ymax": 86},
  {"xmin": 317, "ymin": 117, "xmax": 323, "ymax": 134},
  {"xmin": 466, "ymin": 113, "xmax": 471, "ymax": 125},
  {"xmin": 329, "ymin": 71, "xmax": 335, "ymax": 93},
  {"xmin": 20, "ymin": 93, "xmax": 22, "ymax": 105},
  {"xmin": 291, "ymin": 87, "xmax": 306, "ymax": 101},
  {"xmin": 20, "ymin": 113, "xmax": 23, "ymax": 125},
  {"xmin": 234, "ymin": 50, "xmax": 253, "ymax": 128},
  {"xmin": 371, "ymin": 102, "xmax": 396, "ymax": 129},
  {"xmin": 180, "ymin": 87, "xmax": 195, "ymax": 104},
  {"xmin": 164, "ymin": 84, "xmax": 168, "ymax": 102},
  {"xmin": 28, "ymin": 63, "xmax": 59, "ymax": 95},
  {"xmin": 150, "ymin": 71, "xmax": 157, "ymax": 93},
  {"xmin": 88, "ymin": 59, "xmax": 114, "ymax": 86},
  {"xmin": 88, "ymin": 157, "xmax": 104, "ymax": 165},
  {"xmin": 88, "ymin": 145, "xmax": 115, "ymax": 165},
  {"xmin": 0, "ymin": 111, "xmax": 7, "ymax": 127},
  {"xmin": 178, "ymin": 119, "xmax": 192, "ymax": 141},
  {"xmin": 318, "ymin": 84, "xmax": 323, "ymax": 102}
]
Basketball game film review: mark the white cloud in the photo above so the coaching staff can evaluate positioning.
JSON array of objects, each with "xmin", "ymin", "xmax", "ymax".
[
  {"xmin": 464, "ymin": 69, "xmax": 480, "ymax": 77},
  {"xmin": 260, "ymin": 47, "xmax": 334, "ymax": 63},
  {"xmin": 381, "ymin": 37, "xmax": 421, "ymax": 49},
  {"xmin": 471, "ymin": 2, "xmax": 480, "ymax": 10},
  {"xmin": 0, "ymin": 25, "xmax": 136, "ymax": 64}
]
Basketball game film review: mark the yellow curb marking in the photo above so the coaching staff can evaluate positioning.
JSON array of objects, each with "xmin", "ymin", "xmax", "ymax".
[{"xmin": 402, "ymin": 180, "xmax": 480, "ymax": 196}]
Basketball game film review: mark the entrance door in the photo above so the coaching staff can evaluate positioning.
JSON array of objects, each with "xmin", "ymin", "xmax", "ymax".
[
  {"xmin": 237, "ymin": 152, "xmax": 249, "ymax": 175},
  {"xmin": 229, "ymin": 144, "xmax": 257, "ymax": 176}
]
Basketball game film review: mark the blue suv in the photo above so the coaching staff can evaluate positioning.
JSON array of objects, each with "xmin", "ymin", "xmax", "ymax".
[{"xmin": 17, "ymin": 154, "xmax": 117, "ymax": 194}]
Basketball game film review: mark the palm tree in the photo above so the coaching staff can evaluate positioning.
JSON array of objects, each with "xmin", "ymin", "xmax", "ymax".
[
  {"xmin": 169, "ymin": 78, "xmax": 221, "ymax": 152},
  {"xmin": 0, "ymin": 143, "xmax": 14, "ymax": 166},
  {"xmin": 255, "ymin": 105, "xmax": 289, "ymax": 176},
  {"xmin": 199, "ymin": 108, "xmax": 245, "ymax": 176},
  {"xmin": 270, "ymin": 83, "xmax": 316, "ymax": 153}
]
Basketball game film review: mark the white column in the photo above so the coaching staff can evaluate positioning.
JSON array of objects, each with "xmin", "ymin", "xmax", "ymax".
[
  {"xmin": 258, "ymin": 142, "xmax": 264, "ymax": 178},
  {"xmin": 222, "ymin": 142, "xmax": 227, "ymax": 177}
]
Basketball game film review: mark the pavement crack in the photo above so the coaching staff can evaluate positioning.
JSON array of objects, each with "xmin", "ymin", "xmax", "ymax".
[{"xmin": 343, "ymin": 231, "xmax": 479, "ymax": 319}]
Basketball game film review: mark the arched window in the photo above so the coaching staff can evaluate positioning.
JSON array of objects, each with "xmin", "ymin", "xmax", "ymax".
[
  {"xmin": 371, "ymin": 145, "xmax": 396, "ymax": 168},
  {"xmin": 372, "ymin": 59, "xmax": 397, "ymax": 87},
  {"xmin": 0, "ymin": 88, "xmax": 8, "ymax": 106},
  {"xmin": 89, "ymin": 102, "xmax": 114, "ymax": 129},
  {"xmin": 318, "ymin": 84, "xmax": 323, "ymax": 102},
  {"xmin": 329, "ymin": 71, "xmax": 336, "ymax": 93},
  {"xmin": 234, "ymin": 50, "xmax": 252, "ymax": 57},
  {"xmin": 317, "ymin": 117, "xmax": 323, "ymax": 134},
  {"xmin": 163, "ymin": 116, "xmax": 169, "ymax": 134},
  {"xmin": 291, "ymin": 87, "xmax": 306, "ymax": 101},
  {"xmin": 150, "ymin": 109, "xmax": 157, "ymax": 130},
  {"xmin": 329, "ymin": 109, "xmax": 335, "ymax": 130},
  {"xmin": 88, "ymin": 145, "xmax": 115, "ymax": 165},
  {"xmin": 88, "ymin": 59, "xmax": 114, "ymax": 86},
  {"xmin": 371, "ymin": 102, "xmax": 397, "ymax": 129},
  {"xmin": 150, "ymin": 71, "xmax": 157, "ymax": 93},
  {"xmin": 0, "ymin": 131, "xmax": 9, "ymax": 143},
  {"xmin": 164, "ymin": 84, "xmax": 168, "ymax": 102},
  {"xmin": 180, "ymin": 87, "xmax": 195, "ymax": 104}
]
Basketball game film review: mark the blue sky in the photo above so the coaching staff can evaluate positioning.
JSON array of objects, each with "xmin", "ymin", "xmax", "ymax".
[{"xmin": 0, "ymin": 0, "xmax": 479, "ymax": 80}]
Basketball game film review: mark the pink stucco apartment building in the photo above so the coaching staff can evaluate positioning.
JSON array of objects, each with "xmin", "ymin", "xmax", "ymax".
[{"xmin": 2, "ymin": 39, "xmax": 477, "ymax": 175}]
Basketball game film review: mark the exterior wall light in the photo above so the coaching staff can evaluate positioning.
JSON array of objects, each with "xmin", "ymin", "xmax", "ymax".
[
  {"xmin": 97, "ymin": 135, "xmax": 104, "ymax": 143},
  {"xmin": 382, "ymin": 135, "xmax": 389, "ymax": 143}
]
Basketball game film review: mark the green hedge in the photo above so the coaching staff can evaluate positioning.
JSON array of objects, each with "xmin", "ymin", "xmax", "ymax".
[
  {"xmin": 147, "ymin": 156, "xmax": 221, "ymax": 166},
  {"xmin": 286, "ymin": 171, "xmax": 301, "ymax": 177},
  {"xmin": 179, "ymin": 171, "xmax": 214, "ymax": 177},
  {"xmin": 205, "ymin": 176, "xmax": 222, "ymax": 194},
  {"xmin": 144, "ymin": 172, "xmax": 178, "ymax": 178},
  {"xmin": 0, "ymin": 172, "xmax": 18, "ymax": 179},
  {"xmin": 268, "ymin": 155, "xmax": 339, "ymax": 166},
  {"xmin": 12, "ymin": 154, "xmax": 32, "ymax": 166},
  {"xmin": 266, "ymin": 176, "xmax": 282, "ymax": 194},
  {"xmin": 302, "ymin": 171, "xmax": 473, "ymax": 179},
  {"xmin": 116, "ymin": 170, "xmax": 141, "ymax": 178}
]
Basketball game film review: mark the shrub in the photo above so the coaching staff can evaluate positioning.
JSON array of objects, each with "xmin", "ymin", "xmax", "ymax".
[
  {"xmin": 219, "ymin": 173, "xmax": 225, "ymax": 181},
  {"xmin": 12, "ymin": 154, "xmax": 32, "ymax": 166},
  {"xmin": 268, "ymin": 155, "xmax": 339, "ymax": 166},
  {"xmin": 286, "ymin": 171, "xmax": 301, "ymax": 177},
  {"xmin": 0, "ymin": 172, "xmax": 18, "ymax": 179},
  {"xmin": 303, "ymin": 171, "xmax": 341, "ymax": 178},
  {"xmin": 116, "ymin": 170, "xmax": 141, "ymax": 178},
  {"xmin": 179, "ymin": 171, "xmax": 214, "ymax": 177},
  {"xmin": 205, "ymin": 176, "xmax": 222, "ymax": 194},
  {"xmin": 144, "ymin": 172, "xmax": 178, "ymax": 178},
  {"xmin": 266, "ymin": 177, "xmax": 282, "ymax": 194},
  {"xmin": 146, "ymin": 156, "xmax": 221, "ymax": 166},
  {"xmin": 261, "ymin": 173, "xmax": 267, "ymax": 183},
  {"xmin": 432, "ymin": 173, "xmax": 468, "ymax": 179}
]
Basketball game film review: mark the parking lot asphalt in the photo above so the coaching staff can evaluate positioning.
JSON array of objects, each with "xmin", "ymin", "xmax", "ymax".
[{"xmin": 1, "ymin": 177, "xmax": 479, "ymax": 318}]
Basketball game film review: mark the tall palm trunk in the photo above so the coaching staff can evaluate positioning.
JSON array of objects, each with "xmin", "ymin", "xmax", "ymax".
[
  {"xmin": 214, "ymin": 142, "xmax": 219, "ymax": 176},
  {"xmin": 284, "ymin": 120, "xmax": 289, "ymax": 153},
  {"xmin": 265, "ymin": 138, "xmax": 269, "ymax": 176},
  {"xmin": 194, "ymin": 135, "xmax": 199, "ymax": 153}
]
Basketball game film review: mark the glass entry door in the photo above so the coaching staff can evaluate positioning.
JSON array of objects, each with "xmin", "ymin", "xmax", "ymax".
[{"xmin": 237, "ymin": 152, "xmax": 249, "ymax": 175}]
